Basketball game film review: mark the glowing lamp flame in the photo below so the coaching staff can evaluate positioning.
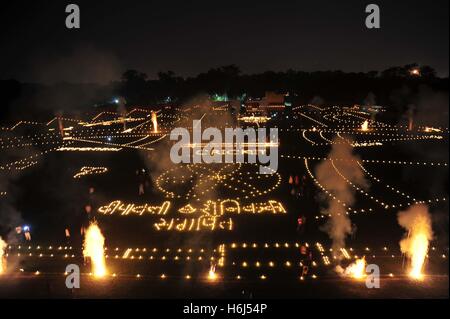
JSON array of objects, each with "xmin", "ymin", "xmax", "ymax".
[
  {"xmin": 361, "ymin": 120, "xmax": 369, "ymax": 131},
  {"xmin": 83, "ymin": 222, "xmax": 107, "ymax": 278},
  {"xmin": 151, "ymin": 112, "xmax": 158, "ymax": 133},
  {"xmin": 424, "ymin": 127, "xmax": 441, "ymax": 133}
]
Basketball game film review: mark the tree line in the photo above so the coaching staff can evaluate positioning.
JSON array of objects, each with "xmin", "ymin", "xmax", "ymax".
[{"xmin": 0, "ymin": 63, "xmax": 447, "ymax": 123}]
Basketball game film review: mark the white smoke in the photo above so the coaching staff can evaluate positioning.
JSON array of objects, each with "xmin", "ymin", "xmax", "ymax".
[{"xmin": 315, "ymin": 136, "xmax": 369, "ymax": 255}]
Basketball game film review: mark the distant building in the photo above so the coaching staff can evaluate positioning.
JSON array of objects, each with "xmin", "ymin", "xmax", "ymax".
[
  {"xmin": 347, "ymin": 104, "xmax": 385, "ymax": 114},
  {"xmin": 283, "ymin": 92, "xmax": 298, "ymax": 114},
  {"xmin": 260, "ymin": 91, "xmax": 286, "ymax": 111},
  {"xmin": 244, "ymin": 100, "xmax": 261, "ymax": 112},
  {"xmin": 210, "ymin": 99, "xmax": 241, "ymax": 112},
  {"xmin": 244, "ymin": 91, "xmax": 287, "ymax": 114}
]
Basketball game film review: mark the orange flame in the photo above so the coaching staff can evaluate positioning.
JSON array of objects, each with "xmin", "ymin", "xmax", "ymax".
[
  {"xmin": 58, "ymin": 117, "xmax": 64, "ymax": 138},
  {"xmin": 407, "ymin": 233, "xmax": 429, "ymax": 280},
  {"xmin": 83, "ymin": 222, "xmax": 107, "ymax": 278},
  {"xmin": 151, "ymin": 112, "xmax": 158, "ymax": 133},
  {"xmin": 0, "ymin": 237, "xmax": 7, "ymax": 274},
  {"xmin": 398, "ymin": 204, "xmax": 433, "ymax": 281},
  {"xmin": 345, "ymin": 257, "xmax": 366, "ymax": 279},
  {"xmin": 208, "ymin": 264, "xmax": 217, "ymax": 281},
  {"xmin": 361, "ymin": 120, "xmax": 369, "ymax": 131}
]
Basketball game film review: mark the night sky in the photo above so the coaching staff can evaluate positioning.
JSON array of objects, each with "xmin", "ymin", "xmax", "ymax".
[{"xmin": 1, "ymin": 0, "xmax": 448, "ymax": 83}]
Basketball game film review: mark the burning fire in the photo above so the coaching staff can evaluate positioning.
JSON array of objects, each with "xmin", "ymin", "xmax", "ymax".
[
  {"xmin": 83, "ymin": 222, "xmax": 107, "ymax": 278},
  {"xmin": 344, "ymin": 257, "xmax": 366, "ymax": 279},
  {"xmin": 208, "ymin": 264, "xmax": 217, "ymax": 281},
  {"xmin": 0, "ymin": 237, "xmax": 7, "ymax": 274},
  {"xmin": 398, "ymin": 204, "xmax": 433, "ymax": 280},
  {"xmin": 408, "ymin": 117, "xmax": 414, "ymax": 131},
  {"xmin": 151, "ymin": 112, "xmax": 158, "ymax": 133},
  {"xmin": 361, "ymin": 120, "xmax": 369, "ymax": 131},
  {"xmin": 407, "ymin": 233, "xmax": 429, "ymax": 280},
  {"xmin": 58, "ymin": 117, "xmax": 64, "ymax": 138}
]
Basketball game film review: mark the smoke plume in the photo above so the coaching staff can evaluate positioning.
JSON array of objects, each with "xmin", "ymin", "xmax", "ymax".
[
  {"xmin": 314, "ymin": 136, "xmax": 369, "ymax": 255},
  {"xmin": 309, "ymin": 96, "xmax": 325, "ymax": 106},
  {"xmin": 363, "ymin": 92, "xmax": 376, "ymax": 106}
]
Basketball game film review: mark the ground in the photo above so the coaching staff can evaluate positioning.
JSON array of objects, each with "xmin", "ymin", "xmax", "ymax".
[{"xmin": 0, "ymin": 105, "xmax": 448, "ymax": 298}]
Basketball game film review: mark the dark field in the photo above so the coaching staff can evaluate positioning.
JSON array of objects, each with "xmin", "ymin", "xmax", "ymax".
[{"xmin": 1, "ymin": 107, "xmax": 448, "ymax": 299}]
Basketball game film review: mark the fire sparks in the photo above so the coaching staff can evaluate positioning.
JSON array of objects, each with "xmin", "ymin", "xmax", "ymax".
[
  {"xmin": 344, "ymin": 257, "xmax": 366, "ymax": 279},
  {"xmin": 361, "ymin": 120, "xmax": 369, "ymax": 131},
  {"xmin": 83, "ymin": 222, "xmax": 107, "ymax": 278},
  {"xmin": 151, "ymin": 111, "xmax": 158, "ymax": 133},
  {"xmin": 407, "ymin": 233, "xmax": 429, "ymax": 280},
  {"xmin": 0, "ymin": 237, "xmax": 7, "ymax": 274},
  {"xmin": 57, "ymin": 117, "xmax": 64, "ymax": 138},
  {"xmin": 208, "ymin": 264, "xmax": 217, "ymax": 281},
  {"xmin": 398, "ymin": 204, "xmax": 433, "ymax": 280}
]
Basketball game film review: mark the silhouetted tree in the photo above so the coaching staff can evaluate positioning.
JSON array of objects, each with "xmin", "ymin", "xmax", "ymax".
[
  {"xmin": 119, "ymin": 69, "xmax": 151, "ymax": 105},
  {"xmin": 366, "ymin": 70, "xmax": 379, "ymax": 78},
  {"xmin": 420, "ymin": 65, "xmax": 437, "ymax": 78},
  {"xmin": 121, "ymin": 69, "xmax": 148, "ymax": 82},
  {"xmin": 1, "ymin": 64, "xmax": 447, "ymax": 124}
]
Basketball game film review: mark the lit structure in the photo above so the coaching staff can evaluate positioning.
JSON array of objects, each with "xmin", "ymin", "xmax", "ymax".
[
  {"xmin": 155, "ymin": 163, "xmax": 282, "ymax": 201},
  {"xmin": 73, "ymin": 166, "xmax": 108, "ymax": 179}
]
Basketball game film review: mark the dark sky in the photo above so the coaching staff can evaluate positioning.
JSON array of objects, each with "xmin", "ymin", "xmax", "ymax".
[{"xmin": 1, "ymin": 0, "xmax": 448, "ymax": 83}]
